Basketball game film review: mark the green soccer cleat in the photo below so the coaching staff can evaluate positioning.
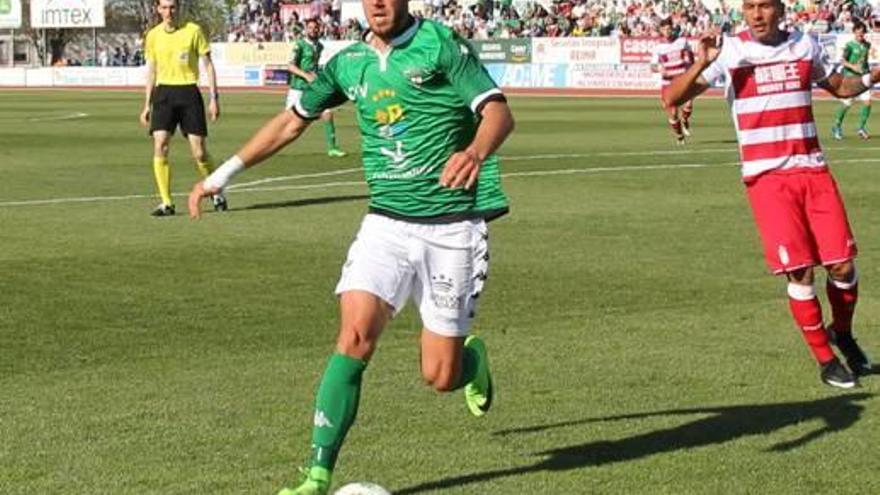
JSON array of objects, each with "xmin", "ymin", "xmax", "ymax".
[
  {"xmin": 327, "ymin": 148, "xmax": 348, "ymax": 158},
  {"xmin": 464, "ymin": 335, "xmax": 493, "ymax": 417},
  {"xmin": 277, "ymin": 466, "xmax": 331, "ymax": 495}
]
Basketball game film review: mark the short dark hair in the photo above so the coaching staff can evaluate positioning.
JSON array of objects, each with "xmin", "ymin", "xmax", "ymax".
[
  {"xmin": 659, "ymin": 18, "xmax": 673, "ymax": 28},
  {"xmin": 853, "ymin": 20, "xmax": 866, "ymax": 33}
]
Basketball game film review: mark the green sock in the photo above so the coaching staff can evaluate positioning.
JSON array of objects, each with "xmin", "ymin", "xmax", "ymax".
[
  {"xmin": 859, "ymin": 104, "xmax": 871, "ymax": 130},
  {"xmin": 310, "ymin": 353, "xmax": 366, "ymax": 471},
  {"xmin": 454, "ymin": 346, "xmax": 479, "ymax": 390},
  {"xmin": 833, "ymin": 104, "xmax": 849, "ymax": 128},
  {"xmin": 323, "ymin": 119, "xmax": 338, "ymax": 150}
]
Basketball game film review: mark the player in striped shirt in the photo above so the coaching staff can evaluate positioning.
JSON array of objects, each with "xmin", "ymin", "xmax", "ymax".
[
  {"xmin": 651, "ymin": 18, "xmax": 695, "ymax": 144},
  {"xmin": 664, "ymin": 0, "xmax": 877, "ymax": 388}
]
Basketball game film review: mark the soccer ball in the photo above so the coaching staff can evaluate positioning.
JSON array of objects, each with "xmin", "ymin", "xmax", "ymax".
[{"xmin": 333, "ymin": 482, "xmax": 392, "ymax": 495}]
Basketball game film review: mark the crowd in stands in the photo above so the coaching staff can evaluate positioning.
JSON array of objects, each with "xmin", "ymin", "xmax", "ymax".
[
  {"xmin": 226, "ymin": 0, "xmax": 360, "ymax": 41},
  {"xmin": 225, "ymin": 0, "xmax": 879, "ymax": 42}
]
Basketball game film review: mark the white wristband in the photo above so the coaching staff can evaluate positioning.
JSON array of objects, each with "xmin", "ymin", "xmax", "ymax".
[
  {"xmin": 204, "ymin": 155, "xmax": 245, "ymax": 191},
  {"xmin": 862, "ymin": 73, "xmax": 873, "ymax": 89}
]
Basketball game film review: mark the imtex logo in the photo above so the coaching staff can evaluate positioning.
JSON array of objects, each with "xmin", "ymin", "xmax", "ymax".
[{"xmin": 32, "ymin": 0, "xmax": 104, "ymax": 28}]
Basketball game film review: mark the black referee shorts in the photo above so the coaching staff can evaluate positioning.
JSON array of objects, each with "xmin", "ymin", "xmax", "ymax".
[{"xmin": 149, "ymin": 85, "xmax": 208, "ymax": 137}]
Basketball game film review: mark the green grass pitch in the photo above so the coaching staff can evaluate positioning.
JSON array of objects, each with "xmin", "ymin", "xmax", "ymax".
[{"xmin": 2, "ymin": 90, "xmax": 880, "ymax": 494}]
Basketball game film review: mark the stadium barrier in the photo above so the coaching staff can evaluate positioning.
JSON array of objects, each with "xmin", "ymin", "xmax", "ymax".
[{"xmin": 0, "ymin": 33, "xmax": 873, "ymax": 90}]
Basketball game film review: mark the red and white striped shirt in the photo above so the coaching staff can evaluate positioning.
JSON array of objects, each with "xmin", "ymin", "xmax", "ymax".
[
  {"xmin": 702, "ymin": 30, "xmax": 834, "ymax": 181},
  {"xmin": 651, "ymin": 37, "xmax": 694, "ymax": 87}
]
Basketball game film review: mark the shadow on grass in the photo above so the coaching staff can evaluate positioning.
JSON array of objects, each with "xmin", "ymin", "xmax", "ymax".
[
  {"xmin": 237, "ymin": 194, "xmax": 368, "ymax": 211},
  {"xmin": 395, "ymin": 393, "xmax": 872, "ymax": 494}
]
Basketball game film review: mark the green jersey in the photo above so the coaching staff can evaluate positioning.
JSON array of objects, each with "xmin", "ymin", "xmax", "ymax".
[
  {"xmin": 295, "ymin": 18, "xmax": 509, "ymax": 221},
  {"xmin": 842, "ymin": 39, "xmax": 870, "ymax": 76},
  {"xmin": 289, "ymin": 37, "xmax": 323, "ymax": 90}
]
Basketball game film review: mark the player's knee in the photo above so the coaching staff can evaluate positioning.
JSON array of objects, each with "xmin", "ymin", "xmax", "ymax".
[
  {"xmin": 828, "ymin": 260, "xmax": 856, "ymax": 283},
  {"xmin": 786, "ymin": 266, "xmax": 814, "ymax": 286},
  {"xmin": 336, "ymin": 321, "xmax": 379, "ymax": 359},
  {"xmin": 424, "ymin": 370, "xmax": 457, "ymax": 392},
  {"xmin": 421, "ymin": 360, "xmax": 458, "ymax": 392}
]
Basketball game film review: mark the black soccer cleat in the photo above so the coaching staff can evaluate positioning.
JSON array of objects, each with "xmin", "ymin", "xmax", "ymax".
[
  {"xmin": 151, "ymin": 203, "xmax": 175, "ymax": 217},
  {"xmin": 212, "ymin": 193, "xmax": 228, "ymax": 212},
  {"xmin": 820, "ymin": 357, "xmax": 858, "ymax": 389},
  {"xmin": 831, "ymin": 330, "xmax": 873, "ymax": 377}
]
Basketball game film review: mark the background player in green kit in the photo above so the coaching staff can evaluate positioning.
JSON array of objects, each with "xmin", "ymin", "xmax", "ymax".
[
  {"xmin": 187, "ymin": 0, "xmax": 514, "ymax": 492},
  {"xmin": 287, "ymin": 18, "xmax": 346, "ymax": 157},
  {"xmin": 833, "ymin": 21, "xmax": 873, "ymax": 140}
]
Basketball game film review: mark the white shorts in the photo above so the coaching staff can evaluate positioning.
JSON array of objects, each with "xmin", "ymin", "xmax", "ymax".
[
  {"xmin": 335, "ymin": 214, "xmax": 490, "ymax": 337},
  {"xmin": 285, "ymin": 89, "xmax": 302, "ymax": 110},
  {"xmin": 842, "ymin": 90, "xmax": 871, "ymax": 106}
]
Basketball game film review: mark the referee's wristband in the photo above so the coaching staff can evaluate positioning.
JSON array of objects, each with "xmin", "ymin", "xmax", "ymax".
[{"xmin": 204, "ymin": 155, "xmax": 245, "ymax": 191}]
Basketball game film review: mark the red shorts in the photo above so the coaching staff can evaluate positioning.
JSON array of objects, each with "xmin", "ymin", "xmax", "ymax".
[{"xmin": 746, "ymin": 170, "xmax": 857, "ymax": 275}]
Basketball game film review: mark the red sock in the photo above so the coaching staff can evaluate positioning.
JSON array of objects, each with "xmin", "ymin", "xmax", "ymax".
[
  {"xmin": 826, "ymin": 277, "xmax": 858, "ymax": 333},
  {"xmin": 669, "ymin": 119, "xmax": 683, "ymax": 137},
  {"xmin": 788, "ymin": 284, "xmax": 834, "ymax": 364},
  {"xmin": 682, "ymin": 107, "xmax": 693, "ymax": 123}
]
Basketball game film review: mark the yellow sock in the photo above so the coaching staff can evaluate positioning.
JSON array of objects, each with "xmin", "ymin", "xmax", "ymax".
[
  {"xmin": 152, "ymin": 156, "xmax": 173, "ymax": 206},
  {"xmin": 195, "ymin": 156, "xmax": 215, "ymax": 178}
]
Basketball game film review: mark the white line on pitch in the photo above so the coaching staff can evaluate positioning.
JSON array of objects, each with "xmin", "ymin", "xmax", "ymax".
[
  {"xmin": 25, "ymin": 112, "xmax": 89, "ymax": 122},
  {"xmin": 2, "ymin": 157, "xmax": 879, "ymax": 208},
  {"xmin": 229, "ymin": 167, "xmax": 362, "ymax": 189}
]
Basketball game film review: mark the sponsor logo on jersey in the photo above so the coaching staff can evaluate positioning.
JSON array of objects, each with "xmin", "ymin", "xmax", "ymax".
[
  {"xmin": 345, "ymin": 83, "xmax": 368, "ymax": 101},
  {"xmin": 402, "ymin": 67, "xmax": 434, "ymax": 86}
]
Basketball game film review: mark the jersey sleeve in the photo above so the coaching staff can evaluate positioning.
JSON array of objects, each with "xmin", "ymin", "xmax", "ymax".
[
  {"xmin": 290, "ymin": 41, "xmax": 301, "ymax": 65},
  {"xmin": 437, "ymin": 32, "xmax": 505, "ymax": 114},
  {"xmin": 842, "ymin": 43, "xmax": 853, "ymax": 63},
  {"xmin": 194, "ymin": 25, "xmax": 210, "ymax": 56},
  {"xmin": 144, "ymin": 31, "xmax": 156, "ymax": 63},
  {"xmin": 293, "ymin": 55, "xmax": 348, "ymax": 118},
  {"xmin": 700, "ymin": 55, "xmax": 725, "ymax": 86},
  {"xmin": 810, "ymin": 39, "xmax": 834, "ymax": 82}
]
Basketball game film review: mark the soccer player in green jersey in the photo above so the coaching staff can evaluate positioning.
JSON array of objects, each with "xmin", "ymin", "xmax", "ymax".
[
  {"xmin": 187, "ymin": 0, "xmax": 514, "ymax": 492},
  {"xmin": 287, "ymin": 18, "xmax": 347, "ymax": 158},
  {"xmin": 832, "ymin": 21, "xmax": 873, "ymax": 140}
]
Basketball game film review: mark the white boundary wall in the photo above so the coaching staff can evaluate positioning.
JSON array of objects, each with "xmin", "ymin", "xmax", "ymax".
[{"xmin": 0, "ymin": 34, "xmax": 869, "ymax": 90}]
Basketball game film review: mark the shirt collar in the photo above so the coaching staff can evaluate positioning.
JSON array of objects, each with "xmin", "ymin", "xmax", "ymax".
[{"xmin": 363, "ymin": 16, "xmax": 420, "ymax": 48}]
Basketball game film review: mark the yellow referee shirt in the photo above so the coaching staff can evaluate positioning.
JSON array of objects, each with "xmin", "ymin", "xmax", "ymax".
[{"xmin": 144, "ymin": 22, "xmax": 210, "ymax": 86}]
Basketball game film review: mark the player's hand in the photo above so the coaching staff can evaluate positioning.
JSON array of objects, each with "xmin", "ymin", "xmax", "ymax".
[
  {"xmin": 440, "ymin": 149, "xmax": 481, "ymax": 190},
  {"xmin": 697, "ymin": 29, "xmax": 721, "ymax": 66},
  {"xmin": 188, "ymin": 180, "xmax": 219, "ymax": 219},
  {"xmin": 306, "ymin": 72, "xmax": 317, "ymax": 83},
  {"xmin": 139, "ymin": 106, "xmax": 150, "ymax": 127},
  {"xmin": 209, "ymin": 99, "xmax": 220, "ymax": 122}
]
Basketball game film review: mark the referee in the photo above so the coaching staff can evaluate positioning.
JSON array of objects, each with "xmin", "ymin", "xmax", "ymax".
[{"xmin": 139, "ymin": 0, "xmax": 225, "ymax": 216}]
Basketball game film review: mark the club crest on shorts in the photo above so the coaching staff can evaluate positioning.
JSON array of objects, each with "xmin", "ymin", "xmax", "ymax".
[{"xmin": 430, "ymin": 274, "xmax": 462, "ymax": 310}]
